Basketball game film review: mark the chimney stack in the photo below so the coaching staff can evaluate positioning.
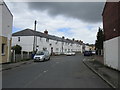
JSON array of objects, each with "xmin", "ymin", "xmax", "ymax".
[
  {"xmin": 62, "ymin": 36, "xmax": 65, "ymax": 39},
  {"xmin": 44, "ymin": 29, "xmax": 48, "ymax": 34},
  {"xmin": 72, "ymin": 38, "xmax": 75, "ymax": 41}
]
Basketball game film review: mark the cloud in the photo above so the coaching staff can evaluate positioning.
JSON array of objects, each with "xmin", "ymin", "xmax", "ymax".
[
  {"xmin": 28, "ymin": 2, "xmax": 105, "ymax": 23},
  {"xmin": 6, "ymin": 2, "xmax": 104, "ymax": 44}
]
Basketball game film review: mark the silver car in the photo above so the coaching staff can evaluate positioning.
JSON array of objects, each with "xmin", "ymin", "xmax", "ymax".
[
  {"xmin": 65, "ymin": 51, "xmax": 75, "ymax": 56},
  {"xmin": 34, "ymin": 50, "xmax": 50, "ymax": 62}
]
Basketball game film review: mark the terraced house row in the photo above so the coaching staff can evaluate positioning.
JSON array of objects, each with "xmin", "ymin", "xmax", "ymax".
[{"xmin": 12, "ymin": 29, "xmax": 84, "ymax": 55}]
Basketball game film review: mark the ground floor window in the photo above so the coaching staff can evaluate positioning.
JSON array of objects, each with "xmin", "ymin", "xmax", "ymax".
[
  {"xmin": 65, "ymin": 49, "xmax": 67, "ymax": 52},
  {"xmin": 2, "ymin": 43, "xmax": 5, "ymax": 55},
  {"xmin": 68, "ymin": 49, "xmax": 70, "ymax": 51},
  {"xmin": 56, "ymin": 48, "xmax": 59, "ymax": 51}
]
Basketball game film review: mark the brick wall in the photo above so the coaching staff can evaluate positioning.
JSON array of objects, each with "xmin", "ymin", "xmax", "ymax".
[{"xmin": 102, "ymin": 2, "xmax": 120, "ymax": 41}]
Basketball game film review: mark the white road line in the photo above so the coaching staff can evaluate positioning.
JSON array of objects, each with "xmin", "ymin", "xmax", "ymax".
[
  {"xmin": 24, "ymin": 70, "xmax": 49, "ymax": 88},
  {"xmin": 43, "ymin": 70, "xmax": 48, "ymax": 73}
]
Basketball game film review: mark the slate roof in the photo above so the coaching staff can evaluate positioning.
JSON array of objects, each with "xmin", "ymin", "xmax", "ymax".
[{"xmin": 12, "ymin": 28, "xmax": 81, "ymax": 44}]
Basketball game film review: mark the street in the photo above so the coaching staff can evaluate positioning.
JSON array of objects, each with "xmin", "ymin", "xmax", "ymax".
[{"xmin": 3, "ymin": 54, "xmax": 110, "ymax": 88}]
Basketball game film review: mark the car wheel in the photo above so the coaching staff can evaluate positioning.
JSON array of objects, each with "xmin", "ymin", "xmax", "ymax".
[
  {"xmin": 42, "ymin": 58, "xmax": 45, "ymax": 62},
  {"xmin": 48, "ymin": 57, "xmax": 50, "ymax": 60}
]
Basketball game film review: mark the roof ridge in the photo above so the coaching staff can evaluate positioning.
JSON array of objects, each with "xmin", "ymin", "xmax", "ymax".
[{"xmin": 12, "ymin": 28, "xmax": 82, "ymax": 44}]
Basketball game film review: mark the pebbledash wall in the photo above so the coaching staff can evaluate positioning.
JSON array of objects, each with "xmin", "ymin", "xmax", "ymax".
[
  {"xmin": 0, "ymin": 1, "xmax": 13, "ymax": 63},
  {"xmin": 102, "ymin": 2, "xmax": 120, "ymax": 70}
]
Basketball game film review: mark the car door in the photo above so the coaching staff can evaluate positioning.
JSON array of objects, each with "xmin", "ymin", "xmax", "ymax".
[
  {"xmin": 44, "ymin": 51, "xmax": 47, "ymax": 60},
  {"xmin": 46, "ymin": 51, "xmax": 49, "ymax": 59}
]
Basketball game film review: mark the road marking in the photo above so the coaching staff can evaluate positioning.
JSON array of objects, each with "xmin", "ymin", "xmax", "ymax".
[
  {"xmin": 24, "ymin": 73, "xmax": 42, "ymax": 88},
  {"xmin": 43, "ymin": 70, "xmax": 48, "ymax": 73},
  {"xmin": 82, "ymin": 58, "xmax": 86, "ymax": 61},
  {"xmin": 24, "ymin": 70, "xmax": 49, "ymax": 88}
]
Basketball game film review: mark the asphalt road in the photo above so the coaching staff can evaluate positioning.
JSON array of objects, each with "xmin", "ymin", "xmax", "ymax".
[{"xmin": 2, "ymin": 54, "xmax": 110, "ymax": 88}]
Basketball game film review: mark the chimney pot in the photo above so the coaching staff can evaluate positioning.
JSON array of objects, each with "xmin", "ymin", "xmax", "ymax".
[{"xmin": 44, "ymin": 29, "xmax": 48, "ymax": 34}]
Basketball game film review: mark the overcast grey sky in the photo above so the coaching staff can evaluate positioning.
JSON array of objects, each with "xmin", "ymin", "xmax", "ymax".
[
  {"xmin": 6, "ymin": 2, "xmax": 105, "ymax": 44},
  {"xmin": 28, "ymin": 2, "xmax": 105, "ymax": 23}
]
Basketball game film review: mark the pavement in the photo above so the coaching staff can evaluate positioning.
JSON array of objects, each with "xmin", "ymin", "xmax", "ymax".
[
  {"xmin": 2, "ymin": 54, "xmax": 110, "ymax": 88},
  {"xmin": 83, "ymin": 55, "xmax": 120, "ymax": 88},
  {"xmin": 1, "ymin": 60, "xmax": 33, "ymax": 72}
]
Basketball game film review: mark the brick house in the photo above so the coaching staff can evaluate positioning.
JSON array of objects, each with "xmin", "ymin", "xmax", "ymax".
[{"xmin": 102, "ymin": 1, "xmax": 120, "ymax": 70}]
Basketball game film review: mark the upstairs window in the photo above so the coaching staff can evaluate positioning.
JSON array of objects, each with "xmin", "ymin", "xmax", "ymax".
[
  {"xmin": 56, "ymin": 41, "xmax": 58, "ymax": 44},
  {"xmin": 46, "ymin": 38, "xmax": 49, "ymax": 42},
  {"xmin": 18, "ymin": 37, "xmax": 20, "ymax": 42}
]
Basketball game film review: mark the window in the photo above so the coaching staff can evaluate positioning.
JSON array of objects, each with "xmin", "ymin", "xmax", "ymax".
[
  {"xmin": 56, "ymin": 48, "xmax": 59, "ymax": 51},
  {"xmin": 2, "ymin": 44, "xmax": 5, "ymax": 55},
  {"xmin": 46, "ymin": 38, "xmax": 49, "ymax": 42},
  {"xmin": 18, "ymin": 37, "xmax": 20, "ymax": 42},
  {"xmin": 65, "ymin": 49, "xmax": 67, "ymax": 52},
  {"xmin": 68, "ymin": 49, "xmax": 70, "ymax": 51},
  {"xmin": 56, "ymin": 41, "xmax": 58, "ymax": 44}
]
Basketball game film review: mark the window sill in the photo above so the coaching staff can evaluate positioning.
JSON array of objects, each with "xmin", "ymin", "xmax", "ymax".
[{"xmin": 1, "ymin": 54, "xmax": 5, "ymax": 56}]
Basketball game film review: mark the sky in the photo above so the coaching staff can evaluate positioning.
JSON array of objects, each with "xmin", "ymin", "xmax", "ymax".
[{"xmin": 5, "ymin": 2, "xmax": 105, "ymax": 44}]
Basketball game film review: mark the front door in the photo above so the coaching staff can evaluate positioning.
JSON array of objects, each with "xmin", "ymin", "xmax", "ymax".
[{"xmin": 51, "ymin": 47, "xmax": 53, "ymax": 55}]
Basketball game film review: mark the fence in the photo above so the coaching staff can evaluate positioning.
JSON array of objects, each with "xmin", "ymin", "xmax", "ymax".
[{"xmin": 11, "ymin": 51, "xmax": 32, "ymax": 62}]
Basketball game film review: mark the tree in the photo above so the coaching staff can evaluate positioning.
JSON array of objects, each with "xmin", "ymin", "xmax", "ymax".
[
  {"xmin": 12, "ymin": 45, "xmax": 22, "ymax": 54},
  {"xmin": 95, "ymin": 27, "xmax": 104, "ymax": 55}
]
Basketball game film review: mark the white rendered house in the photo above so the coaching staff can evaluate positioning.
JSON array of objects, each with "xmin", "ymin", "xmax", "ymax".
[{"xmin": 12, "ymin": 29, "xmax": 83, "ymax": 54}]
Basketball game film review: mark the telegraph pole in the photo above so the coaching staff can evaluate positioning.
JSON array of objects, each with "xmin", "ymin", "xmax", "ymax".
[
  {"xmin": 62, "ymin": 40, "xmax": 63, "ymax": 53},
  {"xmin": 33, "ymin": 20, "xmax": 37, "ymax": 54}
]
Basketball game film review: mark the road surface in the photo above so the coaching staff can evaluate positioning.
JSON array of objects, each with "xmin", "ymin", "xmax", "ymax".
[{"xmin": 3, "ymin": 54, "xmax": 110, "ymax": 88}]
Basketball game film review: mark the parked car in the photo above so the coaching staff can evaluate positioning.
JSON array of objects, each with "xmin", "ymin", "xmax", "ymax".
[
  {"xmin": 34, "ymin": 50, "xmax": 50, "ymax": 62},
  {"xmin": 65, "ymin": 51, "xmax": 75, "ymax": 56},
  {"xmin": 71, "ymin": 52, "xmax": 76, "ymax": 55},
  {"xmin": 84, "ymin": 51, "xmax": 92, "ymax": 56},
  {"xmin": 54, "ymin": 52, "xmax": 61, "ymax": 56},
  {"xmin": 91, "ymin": 51, "xmax": 96, "ymax": 55}
]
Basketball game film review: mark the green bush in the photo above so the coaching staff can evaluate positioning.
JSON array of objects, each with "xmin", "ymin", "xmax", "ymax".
[{"xmin": 12, "ymin": 45, "xmax": 22, "ymax": 54}]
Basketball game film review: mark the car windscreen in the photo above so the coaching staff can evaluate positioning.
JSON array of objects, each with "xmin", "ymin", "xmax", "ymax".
[
  {"xmin": 36, "ymin": 52, "xmax": 44, "ymax": 55},
  {"xmin": 85, "ymin": 51, "xmax": 89, "ymax": 53}
]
